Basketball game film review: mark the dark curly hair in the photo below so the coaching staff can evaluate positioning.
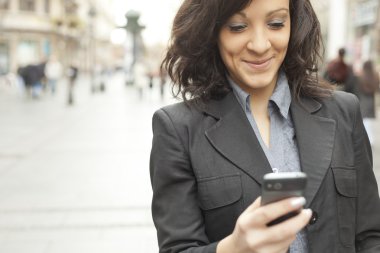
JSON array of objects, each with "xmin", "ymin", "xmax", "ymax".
[{"xmin": 162, "ymin": 0, "xmax": 333, "ymax": 103}]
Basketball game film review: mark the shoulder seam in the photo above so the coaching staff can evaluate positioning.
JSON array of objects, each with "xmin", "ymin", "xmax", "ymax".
[{"xmin": 160, "ymin": 108, "xmax": 189, "ymax": 157}]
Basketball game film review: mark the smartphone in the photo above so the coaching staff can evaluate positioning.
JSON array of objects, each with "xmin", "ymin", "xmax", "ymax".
[{"xmin": 261, "ymin": 171, "xmax": 307, "ymax": 226}]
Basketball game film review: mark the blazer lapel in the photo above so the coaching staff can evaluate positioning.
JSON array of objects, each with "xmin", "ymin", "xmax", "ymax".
[
  {"xmin": 291, "ymin": 98, "xmax": 336, "ymax": 207},
  {"xmin": 204, "ymin": 92, "xmax": 272, "ymax": 185}
]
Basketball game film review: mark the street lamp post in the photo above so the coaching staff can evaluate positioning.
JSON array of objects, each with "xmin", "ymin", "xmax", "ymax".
[
  {"xmin": 0, "ymin": 0, "xmax": 8, "ymax": 74},
  {"xmin": 62, "ymin": 0, "xmax": 79, "ymax": 105},
  {"xmin": 88, "ymin": 5, "xmax": 97, "ymax": 93},
  {"xmin": 123, "ymin": 10, "xmax": 145, "ymax": 85},
  {"xmin": 0, "ymin": 0, "xmax": 7, "ymax": 31}
]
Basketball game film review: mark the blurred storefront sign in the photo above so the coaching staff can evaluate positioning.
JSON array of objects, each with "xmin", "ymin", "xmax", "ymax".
[{"xmin": 354, "ymin": 0, "xmax": 379, "ymax": 27}]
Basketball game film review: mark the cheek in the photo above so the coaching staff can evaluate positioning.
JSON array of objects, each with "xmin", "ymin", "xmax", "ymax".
[
  {"xmin": 218, "ymin": 45, "xmax": 236, "ymax": 68},
  {"xmin": 273, "ymin": 29, "xmax": 290, "ymax": 52},
  {"xmin": 219, "ymin": 33, "xmax": 246, "ymax": 59},
  {"xmin": 219, "ymin": 42, "xmax": 236, "ymax": 58},
  {"xmin": 218, "ymin": 47, "xmax": 229, "ymax": 70}
]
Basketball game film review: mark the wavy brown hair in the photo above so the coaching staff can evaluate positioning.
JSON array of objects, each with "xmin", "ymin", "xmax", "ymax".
[{"xmin": 162, "ymin": 0, "xmax": 333, "ymax": 103}]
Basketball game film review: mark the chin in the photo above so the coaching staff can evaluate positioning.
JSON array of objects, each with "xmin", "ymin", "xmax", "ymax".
[{"xmin": 246, "ymin": 76, "xmax": 275, "ymax": 89}]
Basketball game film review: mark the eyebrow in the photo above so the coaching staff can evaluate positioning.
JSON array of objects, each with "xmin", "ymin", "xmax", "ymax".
[
  {"xmin": 267, "ymin": 8, "xmax": 289, "ymax": 16},
  {"xmin": 236, "ymin": 8, "xmax": 289, "ymax": 18}
]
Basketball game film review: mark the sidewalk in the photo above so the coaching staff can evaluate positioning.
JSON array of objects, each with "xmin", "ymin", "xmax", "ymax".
[
  {"xmin": 0, "ymin": 73, "xmax": 173, "ymax": 253},
  {"xmin": 0, "ymin": 76, "xmax": 379, "ymax": 253}
]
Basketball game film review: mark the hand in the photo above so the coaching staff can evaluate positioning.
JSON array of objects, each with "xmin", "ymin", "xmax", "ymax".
[{"xmin": 217, "ymin": 197, "xmax": 312, "ymax": 253}]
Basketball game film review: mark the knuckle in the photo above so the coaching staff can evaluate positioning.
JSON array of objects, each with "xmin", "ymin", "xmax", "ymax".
[
  {"xmin": 283, "ymin": 200, "xmax": 295, "ymax": 212},
  {"xmin": 236, "ymin": 215, "xmax": 250, "ymax": 233},
  {"xmin": 246, "ymin": 235, "xmax": 264, "ymax": 250},
  {"xmin": 255, "ymin": 208, "xmax": 271, "ymax": 223},
  {"xmin": 247, "ymin": 239, "xmax": 260, "ymax": 250}
]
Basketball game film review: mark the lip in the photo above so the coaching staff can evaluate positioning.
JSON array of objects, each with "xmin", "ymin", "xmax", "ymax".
[{"xmin": 243, "ymin": 57, "xmax": 273, "ymax": 71}]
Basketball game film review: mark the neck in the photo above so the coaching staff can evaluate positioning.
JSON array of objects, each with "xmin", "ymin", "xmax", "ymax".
[{"xmin": 249, "ymin": 78, "xmax": 277, "ymax": 116}]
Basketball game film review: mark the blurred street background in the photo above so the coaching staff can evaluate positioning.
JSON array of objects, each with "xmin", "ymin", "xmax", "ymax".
[{"xmin": 0, "ymin": 0, "xmax": 380, "ymax": 252}]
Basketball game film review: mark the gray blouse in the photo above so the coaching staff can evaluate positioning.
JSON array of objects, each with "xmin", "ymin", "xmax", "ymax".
[{"xmin": 229, "ymin": 72, "xmax": 308, "ymax": 253}]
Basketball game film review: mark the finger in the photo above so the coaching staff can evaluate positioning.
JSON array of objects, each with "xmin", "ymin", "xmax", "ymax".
[
  {"xmin": 265, "ymin": 209, "xmax": 312, "ymax": 243},
  {"xmin": 251, "ymin": 197, "xmax": 306, "ymax": 226},
  {"xmin": 256, "ymin": 237, "xmax": 294, "ymax": 253},
  {"xmin": 275, "ymin": 208, "xmax": 312, "ymax": 231},
  {"xmin": 244, "ymin": 223, "xmax": 295, "ymax": 251},
  {"xmin": 244, "ymin": 197, "xmax": 262, "ymax": 213}
]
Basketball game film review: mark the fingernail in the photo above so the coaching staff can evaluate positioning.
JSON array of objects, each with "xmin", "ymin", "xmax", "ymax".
[
  {"xmin": 303, "ymin": 208, "xmax": 312, "ymax": 216},
  {"xmin": 290, "ymin": 197, "xmax": 306, "ymax": 208}
]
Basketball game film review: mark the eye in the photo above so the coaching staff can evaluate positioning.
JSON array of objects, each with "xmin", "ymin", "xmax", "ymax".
[
  {"xmin": 227, "ymin": 23, "xmax": 248, "ymax": 32},
  {"xmin": 268, "ymin": 20, "xmax": 285, "ymax": 30}
]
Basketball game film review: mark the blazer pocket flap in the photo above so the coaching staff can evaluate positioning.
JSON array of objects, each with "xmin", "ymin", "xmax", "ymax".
[
  {"xmin": 332, "ymin": 168, "xmax": 357, "ymax": 197},
  {"xmin": 198, "ymin": 174, "xmax": 242, "ymax": 210}
]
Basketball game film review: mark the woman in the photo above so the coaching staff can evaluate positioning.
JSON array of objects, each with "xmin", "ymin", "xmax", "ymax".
[
  {"xmin": 150, "ymin": 0, "xmax": 380, "ymax": 252},
  {"xmin": 358, "ymin": 60, "xmax": 379, "ymax": 145}
]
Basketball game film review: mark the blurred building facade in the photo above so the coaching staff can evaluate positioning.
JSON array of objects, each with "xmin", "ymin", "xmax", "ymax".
[
  {"xmin": 347, "ymin": 0, "xmax": 380, "ymax": 69},
  {"xmin": 312, "ymin": 0, "xmax": 380, "ymax": 69},
  {"xmin": 0, "ymin": 0, "xmax": 118, "ymax": 75}
]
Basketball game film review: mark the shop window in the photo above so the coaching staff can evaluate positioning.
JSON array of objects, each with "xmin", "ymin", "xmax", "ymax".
[
  {"xmin": 17, "ymin": 40, "xmax": 38, "ymax": 66},
  {"xmin": 0, "ymin": 0, "xmax": 9, "ymax": 9},
  {"xmin": 64, "ymin": 0, "xmax": 77, "ymax": 15},
  {"xmin": 19, "ymin": 0, "xmax": 35, "ymax": 11}
]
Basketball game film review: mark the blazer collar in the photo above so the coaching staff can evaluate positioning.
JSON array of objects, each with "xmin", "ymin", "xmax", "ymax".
[
  {"xmin": 290, "ymin": 97, "xmax": 336, "ymax": 207},
  {"xmin": 204, "ymin": 92, "xmax": 273, "ymax": 185},
  {"xmin": 203, "ymin": 92, "xmax": 336, "ymax": 207},
  {"xmin": 202, "ymin": 92, "xmax": 323, "ymax": 118},
  {"xmin": 296, "ymin": 95, "xmax": 322, "ymax": 114}
]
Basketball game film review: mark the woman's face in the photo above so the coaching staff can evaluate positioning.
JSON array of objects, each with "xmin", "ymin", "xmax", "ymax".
[{"xmin": 218, "ymin": 0, "xmax": 290, "ymax": 94}]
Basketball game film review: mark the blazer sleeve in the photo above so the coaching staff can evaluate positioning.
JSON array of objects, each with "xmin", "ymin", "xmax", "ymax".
[
  {"xmin": 351, "ymin": 96, "xmax": 380, "ymax": 252},
  {"xmin": 150, "ymin": 108, "xmax": 218, "ymax": 253}
]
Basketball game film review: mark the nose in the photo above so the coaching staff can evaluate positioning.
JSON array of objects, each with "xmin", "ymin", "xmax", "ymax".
[{"xmin": 246, "ymin": 28, "xmax": 271, "ymax": 54}]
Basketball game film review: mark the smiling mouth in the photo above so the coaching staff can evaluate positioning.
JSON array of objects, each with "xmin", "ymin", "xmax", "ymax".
[{"xmin": 244, "ymin": 57, "xmax": 273, "ymax": 70}]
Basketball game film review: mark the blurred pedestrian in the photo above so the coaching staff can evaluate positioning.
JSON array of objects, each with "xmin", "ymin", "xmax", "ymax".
[
  {"xmin": 159, "ymin": 67, "xmax": 167, "ymax": 100},
  {"xmin": 44, "ymin": 55, "xmax": 63, "ymax": 94},
  {"xmin": 133, "ymin": 59, "xmax": 148, "ymax": 100},
  {"xmin": 99, "ymin": 66, "xmax": 109, "ymax": 92},
  {"xmin": 17, "ymin": 65, "xmax": 29, "ymax": 94},
  {"xmin": 358, "ymin": 60, "xmax": 379, "ymax": 145},
  {"xmin": 37, "ymin": 60, "xmax": 47, "ymax": 91},
  {"xmin": 67, "ymin": 64, "xmax": 78, "ymax": 105},
  {"xmin": 324, "ymin": 48, "xmax": 349, "ymax": 90},
  {"xmin": 344, "ymin": 65, "xmax": 359, "ymax": 95},
  {"xmin": 150, "ymin": 0, "xmax": 380, "ymax": 252},
  {"xmin": 19, "ymin": 63, "xmax": 44, "ymax": 99},
  {"xmin": 148, "ymin": 72, "xmax": 154, "ymax": 90}
]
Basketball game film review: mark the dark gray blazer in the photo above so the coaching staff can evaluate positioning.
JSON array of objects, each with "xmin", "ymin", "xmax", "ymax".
[{"xmin": 150, "ymin": 90, "xmax": 380, "ymax": 253}]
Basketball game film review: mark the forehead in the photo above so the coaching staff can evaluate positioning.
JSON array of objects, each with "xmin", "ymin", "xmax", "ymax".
[{"xmin": 233, "ymin": 0, "xmax": 290, "ymax": 17}]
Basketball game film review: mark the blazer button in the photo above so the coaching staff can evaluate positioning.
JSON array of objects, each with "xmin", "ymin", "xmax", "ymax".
[{"xmin": 309, "ymin": 211, "xmax": 318, "ymax": 225}]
